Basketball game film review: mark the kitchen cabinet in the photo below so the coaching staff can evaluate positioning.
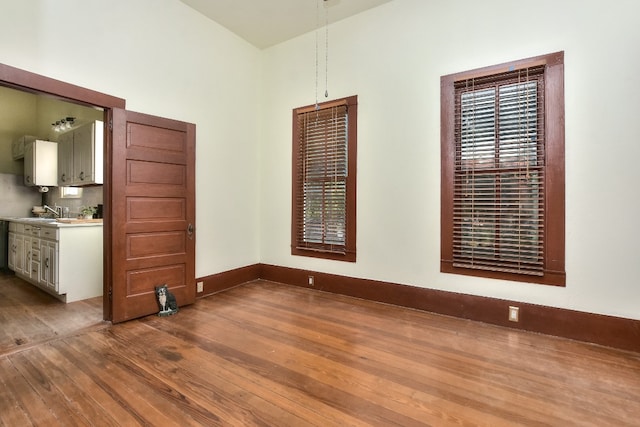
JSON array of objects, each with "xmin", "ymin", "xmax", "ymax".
[
  {"xmin": 9, "ymin": 222, "xmax": 41, "ymax": 282},
  {"xmin": 7, "ymin": 223, "xmax": 24, "ymax": 273},
  {"xmin": 24, "ymin": 140, "xmax": 58, "ymax": 187},
  {"xmin": 57, "ymin": 131, "xmax": 74, "ymax": 185},
  {"xmin": 12, "ymin": 135, "xmax": 37, "ymax": 160},
  {"xmin": 8, "ymin": 219, "xmax": 103, "ymax": 303},
  {"xmin": 57, "ymin": 120, "xmax": 104, "ymax": 186},
  {"xmin": 40, "ymin": 239, "xmax": 57, "ymax": 292}
]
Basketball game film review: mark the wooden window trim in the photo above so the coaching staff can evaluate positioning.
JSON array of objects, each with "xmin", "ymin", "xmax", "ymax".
[
  {"xmin": 291, "ymin": 95, "xmax": 357, "ymax": 262},
  {"xmin": 440, "ymin": 52, "xmax": 565, "ymax": 286}
]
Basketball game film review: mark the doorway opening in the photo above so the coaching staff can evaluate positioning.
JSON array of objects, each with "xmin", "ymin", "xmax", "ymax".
[{"xmin": 1, "ymin": 62, "xmax": 126, "ymax": 325}]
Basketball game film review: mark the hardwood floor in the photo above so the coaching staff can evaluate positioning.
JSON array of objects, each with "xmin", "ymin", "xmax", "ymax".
[
  {"xmin": 1, "ymin": 278, "xmax": 639, "ymax": 426},
  {"xmin": 0, "ymin": 272, "xmax": 105, "ymax": 356}
]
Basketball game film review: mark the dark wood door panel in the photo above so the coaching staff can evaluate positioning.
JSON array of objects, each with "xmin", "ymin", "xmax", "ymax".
[
  {"xmin": 127, "ymin": 264, "xmax": 186, "ymax": 295},
  {"xmin": 127, "ymin": 197, "xmax": 186, "ymax": 222},
  {"xmin": 128, "ymin": 122, "xmax": 187, "ymax": 153},
  {"xmin": 110, "ymin": 108, "xmax": 195, "ymax": 323},
  {"xmin": 123, "ymin": 264, "xmax": 190, "ymax": 320},
  {"xmin": 128, "ymin": 161, "xmax": 186, "ymax": 186},
  {"xmin": 127, "ymin": 232, "xmax": 186, "ymax": 259}
]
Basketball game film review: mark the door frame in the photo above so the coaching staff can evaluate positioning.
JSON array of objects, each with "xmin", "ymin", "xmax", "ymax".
[{"xmin": 0, "ymin": 63, "xmax": 126, "ymax": 320}]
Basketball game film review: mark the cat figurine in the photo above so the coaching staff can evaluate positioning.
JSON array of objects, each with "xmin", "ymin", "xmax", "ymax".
[{"xmin": 155, "ymin": 284, "xmax": 179, "ymax": 316}]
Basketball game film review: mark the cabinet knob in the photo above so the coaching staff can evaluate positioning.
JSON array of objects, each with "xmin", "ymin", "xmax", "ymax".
[
  {"xmin": 79, "ymin": 171, "xmax": 85, "ymax": 181},
  {"xmin": 61, "ymin": 173, "xmax": 66, "ymax": 182}
]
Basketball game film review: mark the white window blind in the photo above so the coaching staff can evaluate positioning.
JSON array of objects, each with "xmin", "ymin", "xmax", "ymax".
[{"xmin": 453, "ymin": 67, "xmax": 545, "ymax": 276}]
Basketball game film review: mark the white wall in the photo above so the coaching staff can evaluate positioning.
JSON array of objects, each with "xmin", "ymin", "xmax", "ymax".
[
  {"xmin": 0, "ymin": 0, "xmax": 262, "ymax": 277},
  {"xmin": 3, "ymin": 0, "xmax": 639, "ymax": 321},
  {"xmin": 260, "ymin": 0, "xmax": 640, "ymax": 320}
]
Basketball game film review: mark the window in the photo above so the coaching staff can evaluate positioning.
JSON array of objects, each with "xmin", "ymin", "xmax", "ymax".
[
  {"xmin": 60, "ymin": 186, "xmax": 82, "ymax": 198},
  {"xmin": 441, "ymin": 52, "xmax": 565, "ymax": 286},
  {"xmin": 292, "ymin": 95, "xmax": 357, "ymax": 262}
]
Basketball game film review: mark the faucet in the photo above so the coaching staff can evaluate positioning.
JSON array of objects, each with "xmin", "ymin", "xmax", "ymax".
[{"xmin": 43, "ymin": 204, "xmax": 61, "ymax": 217}]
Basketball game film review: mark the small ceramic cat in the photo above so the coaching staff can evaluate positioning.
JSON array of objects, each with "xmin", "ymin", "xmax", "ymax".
[{"xmin": 155, "ymin": 284, "xmax": 179, "ymax": 316}]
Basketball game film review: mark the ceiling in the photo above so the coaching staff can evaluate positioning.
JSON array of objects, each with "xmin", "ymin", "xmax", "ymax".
[{"xmin": 179, "ymin": 0, "xmax": 393, "ymax": 49}]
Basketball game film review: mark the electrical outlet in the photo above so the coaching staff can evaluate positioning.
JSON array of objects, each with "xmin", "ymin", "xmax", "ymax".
[
  {"xmin": 197, "ymin": 281, "xmax": 203, "ymax": 292},
  {"xmin": 308, "ymin": 275, "xmax": 314, "ymax": 286},
  {"xmin": 508, "ymin": 306, "xmax": 520, "ymax": 322}
]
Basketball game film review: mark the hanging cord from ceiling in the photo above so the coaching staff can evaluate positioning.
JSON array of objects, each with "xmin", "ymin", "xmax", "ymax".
[
  {"xmin": 315, "ymin": 0, "xmax": 330, "ymax": 110},
  {"xmin": 315, "ymin": 0, "xmax": 320, "ymax": 109}
]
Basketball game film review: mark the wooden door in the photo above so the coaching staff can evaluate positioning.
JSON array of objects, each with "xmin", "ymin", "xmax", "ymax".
[{"xmin": 107, "ymin": 109, "xmax": 196, "ymax": 323}]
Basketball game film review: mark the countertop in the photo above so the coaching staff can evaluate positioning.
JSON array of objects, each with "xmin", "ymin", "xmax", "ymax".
[{"xmin": 1, "ymin": 216, "xmax": 103, "ymax": 228}]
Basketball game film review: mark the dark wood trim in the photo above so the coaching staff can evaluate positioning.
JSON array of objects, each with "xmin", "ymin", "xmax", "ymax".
[
  {"xmin": 0, "ymin": 63, "xmax": 125, "ymax": 109},
  {"xmin": 291, "ymin": 95, "xmax": 358, "ymax": 262},
  {"xmin": 1, "ymin": 62, "xmax": 127, "ymax": 321},
  {"xmin": 440, "ymin": 51, "xmax": 566, "ymax": 286},
  {"xmin": 196, "ymin": 264, "xmax": 262, "ymax": 297},
  {"xmin": 259, "ymin": 264, "xmax": 640, "ymax": 353}
]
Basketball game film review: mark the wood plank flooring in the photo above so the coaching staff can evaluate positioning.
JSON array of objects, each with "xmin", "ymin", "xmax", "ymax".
[
  {"xmin": 1, "ymin": 277, "xmax": 639, "ymax": 426},
  {"xmin": 0, "ymin": 272, "xmax": 105, "ymax": 356}
]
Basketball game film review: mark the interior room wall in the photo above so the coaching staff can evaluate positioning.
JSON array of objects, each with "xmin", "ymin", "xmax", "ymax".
[
  {"xmin": 260, "ymin": 0, "xmax": 640, "ymax": 320},
  {"xmin": 0, "ymin": 173, "xmax": 42, "ymax": 217},
  {"xmin": 0, "ymin": 86, "xmax": 38, "ymax": 175},
  {"xmin": 0, "ymin": 0, "xmax": 262, "ymax": 278},
  {"xmin": 3, "ymin": 0, "xmax": 638, "ymax": 322}
]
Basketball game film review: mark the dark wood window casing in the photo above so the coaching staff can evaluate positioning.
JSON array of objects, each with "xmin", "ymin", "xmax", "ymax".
[
  {"xmin": 292, "ymin": 95, "xmax": 357, "ymax": 262},
  {"xmin": 441, "ymin": 52, "xmax": 565, "ymax": 286}
]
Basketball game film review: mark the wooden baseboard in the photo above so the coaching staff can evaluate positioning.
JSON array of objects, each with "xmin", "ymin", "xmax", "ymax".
[
  {"xmin": 197, "ymin": 264, "xmax": 262, "ymax": 296},
  {"xmin": 198, "ymin": 263, "xmax": 640, "ymax": 353}
]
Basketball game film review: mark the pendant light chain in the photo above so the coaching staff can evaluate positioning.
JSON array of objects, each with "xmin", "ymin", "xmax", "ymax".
[
  {"xmin": 325, "ymin": 1, "xmax": 329, "ymax": 99},
  {"xmin": 315, "ymin": 0, "xmax": 320, "ymax": 110},
  {"xmin": 315, "ymin": 0, "xmax": 330, "ymax": 109}
]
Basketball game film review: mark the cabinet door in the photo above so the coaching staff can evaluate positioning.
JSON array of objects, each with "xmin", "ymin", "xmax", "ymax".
[
  {"xmin": 21, "ymin": 235, "xmax": 31, "ymax": 276},
  {"xmin": 73, "ymin": 122, "xmax": 94, "ymax": 184},
  {"xmin": 15, "ymin": 234, "xmax": 24, "ymax": 273},
  {"xmin": 8, "ymin": 232, "xmax": 16, "ymax": 271},
  {"xmin": 23, "ymin": 141, "xmax": 34, "ymax": 186},
  {"xmin": 24, "ymin": 141, "xmax": 58, "ymax": 187},
  {"xmin": 58, "ymin": 131, "xmax": 74, "ymax": 186},
  {"xmin": 12, "ymin": 137, "xmax": 25, "ymax": 160},
  {"xmin": 40, "ymin": 241, "xmax": 58, "ymax": 292}
]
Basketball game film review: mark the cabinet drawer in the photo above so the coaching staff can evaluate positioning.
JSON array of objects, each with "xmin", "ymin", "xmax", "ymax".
[
  {"xmin": 41, "ymin": 227, "xmax": 59, "ymax": 241},
  {"xmin": 10, "ymin": 222, "xmax": 24, "ymax": 233},
  {"xmin": 31, "ymin": 238, "xmax": 40, "ymax": 249},
  {"xmin": 31, "ymin": 249, "xmax": 40, "ymax": 262}
]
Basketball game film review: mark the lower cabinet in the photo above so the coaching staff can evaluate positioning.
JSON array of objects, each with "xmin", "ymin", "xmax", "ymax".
[
  {"xmin": 8, "ymin": 221, "xmax": 102, "ymax": 303},
  {"xmin": 40, "ymin": 240, "xmax": 58, "ymax": 293}
]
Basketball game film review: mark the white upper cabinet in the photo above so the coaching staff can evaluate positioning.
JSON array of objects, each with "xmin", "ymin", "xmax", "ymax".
[
  {"xmin": 57, "ymin": 120, "xmax": 104, "ymax": 186},
  {"xmin": 24, "ymin": 140, "xmax": 58, "ymax": 187},
  {"xmin": 57, "ymin": 131, "xmax": 74, "ymax": 185}
]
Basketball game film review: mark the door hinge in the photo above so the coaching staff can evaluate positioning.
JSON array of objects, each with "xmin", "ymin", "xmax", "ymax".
[
  {"xmin": 108, "ymin": 119, "xmax": 113, "ymax": 131},
  {"xmin": 108, "ymin": 287, "xmax": 113, "ymax": 300}
]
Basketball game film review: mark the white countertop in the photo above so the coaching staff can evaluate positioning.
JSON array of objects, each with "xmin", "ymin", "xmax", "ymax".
[{"xmin": 1, "ymin": 216, "xmax": 103, "ymax": 228}]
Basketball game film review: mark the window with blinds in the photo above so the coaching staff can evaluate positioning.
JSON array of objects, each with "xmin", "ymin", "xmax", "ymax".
[
  {"xmin": 292, "ymin": 96, "xmax": 357, "ymax": 262},
  {"xmin": 441, "ymin": 52, "xmax": 566, "ymax": 286},
  {"xmin": 454, "ymin": 68, "xmax": 545, "ymax": 276}
]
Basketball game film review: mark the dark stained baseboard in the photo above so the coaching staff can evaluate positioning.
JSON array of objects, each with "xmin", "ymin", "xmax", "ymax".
[
  {"xmin": 198, "ymin": 263, "xmax": 640, "ymax": 353},
  {"xmin": 197, "ymin": 264, "xmax": 262, "ymax": 296}
]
